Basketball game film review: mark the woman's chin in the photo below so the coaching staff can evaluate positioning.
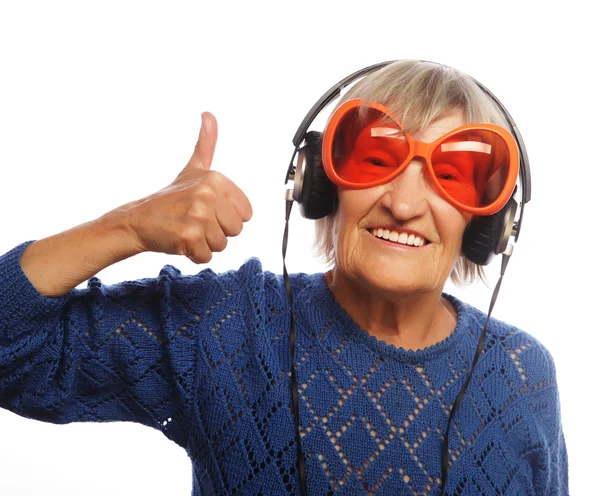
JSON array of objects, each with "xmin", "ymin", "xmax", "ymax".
[
  {"xmin": 362, "ymin": 273, "xmax": 437, "ymax": 297},
  {"xmin": 338, "ymin": 265, "xmax": 441, "ymax": 299}
]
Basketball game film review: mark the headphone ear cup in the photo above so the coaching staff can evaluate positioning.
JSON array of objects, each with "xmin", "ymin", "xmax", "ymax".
[
  {"xmin": 297, "ymin": 131, "xmax": 337, "ymax": 219},
  {"xmin": 462, "ymin": 198, "xmax": 518, "ymax": 265}
]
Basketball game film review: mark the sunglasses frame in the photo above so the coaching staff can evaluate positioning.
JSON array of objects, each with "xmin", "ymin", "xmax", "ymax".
[{"xmin": 322, "ymin": 99, "xmax": 519, "ymax": 216}]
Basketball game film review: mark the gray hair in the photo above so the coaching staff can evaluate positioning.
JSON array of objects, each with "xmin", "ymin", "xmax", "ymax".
[{"xmin": 313, "ymin": 60, "xmax": 512, "ymax": 286}]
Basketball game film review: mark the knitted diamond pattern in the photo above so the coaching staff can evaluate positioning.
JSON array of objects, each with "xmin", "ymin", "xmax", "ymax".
[{"xmin": 0, "ymin": 241, "xmax": 568, "ymax": 495}]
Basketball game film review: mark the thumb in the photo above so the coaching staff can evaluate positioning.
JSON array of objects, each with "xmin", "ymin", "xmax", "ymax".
[{"xmin": 187, "ymin": 112, "xmax": 218, "ymax": 170}]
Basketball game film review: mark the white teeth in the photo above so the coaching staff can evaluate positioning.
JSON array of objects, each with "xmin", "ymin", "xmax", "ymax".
[{"xmin": 371, "ymin": 229, "xmax": 427, "ymax": 247}]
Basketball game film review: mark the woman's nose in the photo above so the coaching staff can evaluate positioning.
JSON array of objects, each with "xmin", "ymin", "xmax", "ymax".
[{"xmin": 379, "ymin": 161, "xmax": 430, "ymax": 220}]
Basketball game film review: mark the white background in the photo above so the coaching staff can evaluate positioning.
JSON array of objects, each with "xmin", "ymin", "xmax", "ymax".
[{"xmin": 0, "ymin": 1, "xmax": 596, "ymax": 494}]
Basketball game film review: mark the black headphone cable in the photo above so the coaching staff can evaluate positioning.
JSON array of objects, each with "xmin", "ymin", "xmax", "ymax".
[
  {"xmin": 439, "ymin": 247, "xmax": 512, "ymax": 493},
  {"xmin": 283, "ymin": 194, "xmax": 308, "ymax": 496}
]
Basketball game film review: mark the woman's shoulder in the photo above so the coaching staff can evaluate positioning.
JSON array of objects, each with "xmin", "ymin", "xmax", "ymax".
[{"xmin": 448, "ymin": 293, "xmax": 560, "ymax": 384}]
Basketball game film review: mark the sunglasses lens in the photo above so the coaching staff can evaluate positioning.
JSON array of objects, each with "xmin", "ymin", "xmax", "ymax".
[
  {"xmin": 328, "ymin": 106, "xmax": 410, "ymax": 184},
  {"xmin": 431, "ymin": 129, "xmax": 511, "ymax": 209}
]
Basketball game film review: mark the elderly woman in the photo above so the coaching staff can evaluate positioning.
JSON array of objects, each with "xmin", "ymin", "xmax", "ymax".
[{"xmin": 0, "ymin": 60, "xmax": 567, "ymax": 495}]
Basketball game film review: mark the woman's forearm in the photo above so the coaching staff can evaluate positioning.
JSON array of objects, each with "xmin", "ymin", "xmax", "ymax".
[{"xmin": 19, "ymin": 205, "xmax": 143, "ymax": 298}]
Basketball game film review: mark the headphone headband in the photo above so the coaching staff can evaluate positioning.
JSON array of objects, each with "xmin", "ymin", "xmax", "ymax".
[{"xmin": 291, "ymin": 61, "xmax": 394, "ymax": 147}]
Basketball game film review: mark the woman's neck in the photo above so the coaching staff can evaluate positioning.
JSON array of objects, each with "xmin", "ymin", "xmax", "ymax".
[{"xmin": 324, "ymin": 269, "xmax": 457, "ymax": 351}]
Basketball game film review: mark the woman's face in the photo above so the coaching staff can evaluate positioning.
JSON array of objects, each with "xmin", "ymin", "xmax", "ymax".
[{"xmin": 331, "ymin": 110, "xmax": 473, "ymax": 297}]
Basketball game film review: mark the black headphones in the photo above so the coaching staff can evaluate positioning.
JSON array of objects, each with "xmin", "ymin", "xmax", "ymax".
[{"xmin": 285, "ymin": 60, "xmax": 532, "ymax": 266}]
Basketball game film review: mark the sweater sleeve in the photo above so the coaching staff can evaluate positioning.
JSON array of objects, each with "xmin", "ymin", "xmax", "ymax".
[
  {"xmin": 0, "ymin": 240, "xmax": 238, "ymax": 449},
  {"xmin": 509, "ymin": 329, "xmax": 569, "ymax": 495},
  {"xmin": 533, "ymin": 347, "xmax": 569, "ymax": 495}
]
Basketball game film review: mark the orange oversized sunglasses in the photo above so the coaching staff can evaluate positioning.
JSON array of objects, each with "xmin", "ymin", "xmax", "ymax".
[{"xmin": 322, "ymin": 99, "xmax": 519, "ymax": 215}]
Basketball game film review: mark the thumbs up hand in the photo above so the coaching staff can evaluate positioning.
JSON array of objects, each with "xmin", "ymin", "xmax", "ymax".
[{"xmin": 123, "ymin": 112, "xmax": 253, "ymax": 264}]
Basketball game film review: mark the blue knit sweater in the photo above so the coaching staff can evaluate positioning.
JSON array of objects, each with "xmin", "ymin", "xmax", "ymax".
[{"xmin": 0, "ymin": 240, "xmax": 568, "ymax": 495}]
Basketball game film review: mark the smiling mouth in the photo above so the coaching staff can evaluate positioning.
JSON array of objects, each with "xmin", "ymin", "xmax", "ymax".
[{"xmin": 369, "ymin": 228, "xmax": 430, "ymax": 247}]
